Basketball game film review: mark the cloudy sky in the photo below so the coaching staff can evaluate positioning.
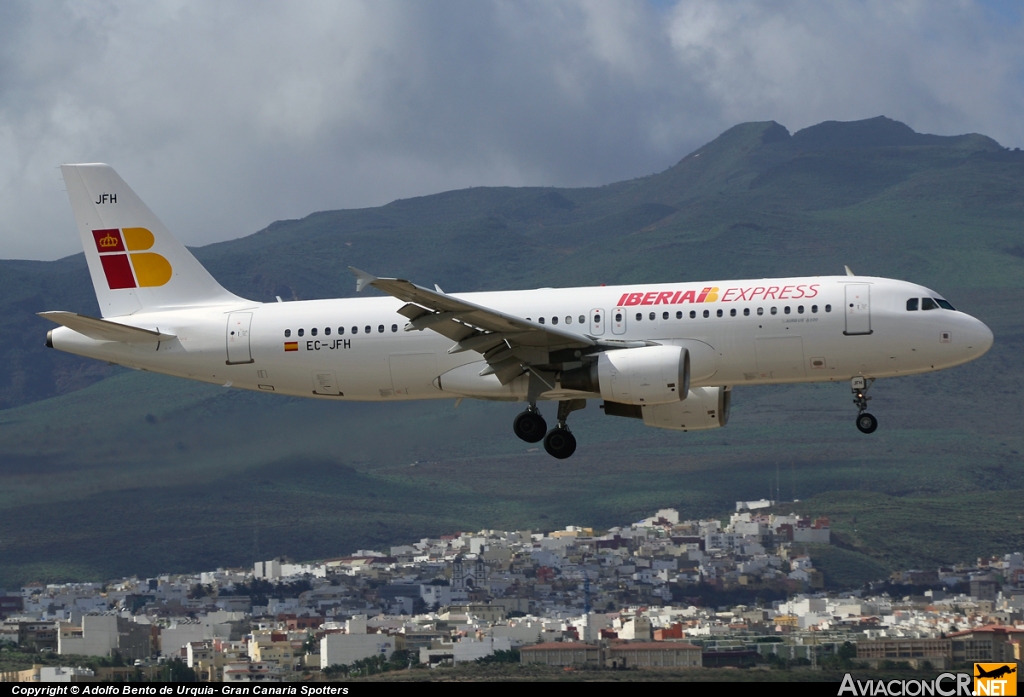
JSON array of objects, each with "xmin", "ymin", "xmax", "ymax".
[{"xmin": 2, "ymin": 0, "xmax": 1022, "ymax": 260}]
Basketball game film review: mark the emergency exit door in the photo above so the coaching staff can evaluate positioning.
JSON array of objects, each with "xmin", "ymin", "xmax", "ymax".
[{"xmin": 611, "ymin": 307, "xmax": 627, "ymax": 335}]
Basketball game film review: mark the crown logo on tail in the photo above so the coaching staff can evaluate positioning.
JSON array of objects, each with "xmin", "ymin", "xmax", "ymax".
[{"xmin": 98, "ymin": 233, "xmax": 120, "ymax": 249}]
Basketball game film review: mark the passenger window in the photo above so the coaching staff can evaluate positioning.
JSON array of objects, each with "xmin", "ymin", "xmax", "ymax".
[
  {"xmin": 592, "ymin": 314, "xmax": 600, "ymax": 323},
  {"xmin": 311, "ymin": 327, "xmax": 318, "ymax": 336},
  {"xmin": 325, "ymin": 327, "xmax": 331, "ymax": 336},
  {"xmin": 703, "ymin": 310, "xmax": 709, "ymax": 318},
  {"xmin": 716, "ymin": 309, "xmax": 723, "ymax": 317},
  {"xmin": 539, "ymin": 317, "xmax": 545, "ymax": 324},
  {"xmin": 392, "ymin": 324, "xmax": 398, "ymax": 332},
  {"xmin": 743, "ymin": 308, "xmax": 750, "ymax": 316},
  {"xmin": 339, "ymin": 327, "xmax": 345, "ymax": 335},
  {"xmin": 663, "ymin": 312, "xmax": 669, "ymax": 320},
  {"xmin": 757, "ymin": 308, "xmax": 764, "ymax": 316},
  {"xmin": 636, "ymin": 313, "xmax": 642, "ymax": 321},
  {"xmin": 906, "ymin": 298, "xmax": 919, "ymax": 311},
  {"xmin": 565, "ymin": 316, "xmax": 572, "ymax": 324},
  {"xmin": 578, "ymin": 315, "xmax": 585, "ymax": 324},
  {"xmin": 811, "ymin": 305, "xmax": 818, "ymax": 313},
  {"xmin": 797, "ymin": 306, "xmax": 804, "ymax": 314},
  {"xmin": 730, "ymin": 309, "xmax": 736, "ymax": 317},
  {"xmin": 378, "ymin": 325, "xmax": 384, "ymax": 333},
  {"xmin": 649, "ymin": 312, "xmax": 656, "ymax": 321},
  {"xmin": 784, "ymin": 306, "xmax": 791, "ymax": 315},
  {"xmin": 364, "ymin": 326, "xmax": 371, "ymax": 334},
  {"xmin": 935, "ymin": 298, "xmax": 955, "ymax": 310},
  {"xmin": 770, "ymin": 307, "xmax": 778, "ymax": 315},
  {"xmin": 352, "ymin": 326, "xmax": 358, "ymax": 334},
  {"xmin": 284, "ymin": 329, "xmax": 291, "ymax": 338},
  {"xmin": 689, "ymin": 311, "xmax": 696, "ymax": 319},
  {"xmin": 825, "ymin": 305, "xmax": 832, "ymax": 312},
  {"xmin": 552, "ymin": 317, "xmax": 559, "ymax": 325},
  {"xmin": 614, "ymin": 313, "xmax": 622, "ymax": 322},
  {"xmin": 298, "ymin": 328, "xmax": 304, "ymax": 337},
  {"xmin": 676, "ymin": 311, "xmax": 683, "ymax": 319}
]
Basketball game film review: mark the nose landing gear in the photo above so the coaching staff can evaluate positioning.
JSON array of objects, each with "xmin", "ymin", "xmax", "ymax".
[{"xmin": 852, "ymin": 377, "xmax": 877, "ymax": 434}]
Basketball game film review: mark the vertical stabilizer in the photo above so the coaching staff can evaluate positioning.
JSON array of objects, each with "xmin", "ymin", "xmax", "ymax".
[{"xmin": 61, "ymin": 164, "xmax": 244, "ymax": 317}]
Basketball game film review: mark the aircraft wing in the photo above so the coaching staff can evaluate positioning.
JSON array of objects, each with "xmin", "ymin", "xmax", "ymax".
[
  {"xmin": 350, "ymin": 267, "xmax": 595, "ymax": 384},
  {"xmin": 39, "ymin": 311, "xmax": 176, "ymax": 344}
]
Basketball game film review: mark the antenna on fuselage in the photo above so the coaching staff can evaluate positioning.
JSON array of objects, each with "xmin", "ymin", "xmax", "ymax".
[{"xmin": 844, "ymin": 265, "xmax": 855, "ymax": 277}]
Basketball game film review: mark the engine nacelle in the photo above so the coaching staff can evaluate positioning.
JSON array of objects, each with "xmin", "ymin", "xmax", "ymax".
[
  {"xmin": 561, "ymin": 345, "xmax": 689, "ymax": 406},
  {"xmin": 642, "ymin": 386, "xmax": 731, "ymax": 431},
  {"xmin": 602, "ymin": 386, "xmax": 731, "ymax": 431}
]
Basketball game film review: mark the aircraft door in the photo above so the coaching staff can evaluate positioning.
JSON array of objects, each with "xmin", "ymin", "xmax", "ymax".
[
  {"xmin": 225, "ymin": 312, "xmax": 253, "ymax": 364},
  {"xmin": 844, "ymin": 284, "xmax": 872, "ymax": 335},
  {"xmin": 590, "ymin": 309, "xmax": 606, "ymax": 336},
  {"xmin": 611, "ymin": 307, "xmax": 627, "ymax": 335}
]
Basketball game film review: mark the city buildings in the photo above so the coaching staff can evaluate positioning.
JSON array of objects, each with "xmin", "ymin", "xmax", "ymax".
[{"xmin": 0, "ymin": 505, "xmax": 1021, "ymax": 681}]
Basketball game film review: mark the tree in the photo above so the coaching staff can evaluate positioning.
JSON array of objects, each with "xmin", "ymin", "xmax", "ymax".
[
  {"xmin": 476, "ymin": 649, "xmax": 520, "ymax": 664},
  {"xmin": 165, "ymin": 658, "xmax": 197, "ymax": 682}
]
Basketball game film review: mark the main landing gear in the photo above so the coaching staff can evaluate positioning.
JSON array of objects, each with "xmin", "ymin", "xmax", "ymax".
[
  {"xmin": 513, "ymin": 400, "xmax": 585, "ymax": 459},
  {"xmin": 513, "ymin": 406, "xmax": 547, "ymax": 443},
  {"xmin": 851, "ymin": 377, "xmax": 878, "ymax": 434}
]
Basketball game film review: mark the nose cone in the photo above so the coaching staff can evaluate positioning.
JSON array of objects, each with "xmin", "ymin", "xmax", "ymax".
[{"xmin": 964, "ymin": 315, "xmax": 994, "ymax": 361}]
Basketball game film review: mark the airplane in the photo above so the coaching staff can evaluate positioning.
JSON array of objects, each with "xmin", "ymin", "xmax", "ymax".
[
  {"xmin": 41, "ymin": 164, "xmax": 994, "ymax": 459},
  {"xmin": 975, "ymin": 665, "xmax": 1016, "ymax": 679}
]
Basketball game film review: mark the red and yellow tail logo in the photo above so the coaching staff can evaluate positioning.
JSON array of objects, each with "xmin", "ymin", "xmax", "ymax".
[{"xmin": 92, "ymin": 228, "xmax": 172, "ymax": 289}]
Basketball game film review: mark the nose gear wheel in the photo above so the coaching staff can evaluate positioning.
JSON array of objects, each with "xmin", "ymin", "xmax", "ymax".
[{"xmin": 851, "ymin": 377, "xmax": 877, "ymax": 434}]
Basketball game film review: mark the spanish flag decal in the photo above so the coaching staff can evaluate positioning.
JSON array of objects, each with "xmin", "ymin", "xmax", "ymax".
[{"xmin": 284, "ymin": 342, "xmax": 298, "ymax": 352}]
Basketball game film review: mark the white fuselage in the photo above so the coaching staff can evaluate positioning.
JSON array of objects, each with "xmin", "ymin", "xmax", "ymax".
[{"xmin": 49, "ymin": 274, "xmax": 993, "ymax": 403}]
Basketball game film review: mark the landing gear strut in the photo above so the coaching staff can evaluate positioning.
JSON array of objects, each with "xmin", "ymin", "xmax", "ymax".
[
  {"xmin": 543, "ymin": 399, "xmax": 585, "ymax": 459},
  {"xmin": 513, "ymin": 404, "xmax": 547, "ymax": 443},
  {"xmin": 851, "ymin": 377, "xmax": 877, "ymax": 434}
]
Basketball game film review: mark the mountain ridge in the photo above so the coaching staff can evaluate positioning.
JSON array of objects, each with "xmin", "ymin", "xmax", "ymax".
[{"xmin": 0, "ymin": 116, "xmax": 1022, "ymax": 585}]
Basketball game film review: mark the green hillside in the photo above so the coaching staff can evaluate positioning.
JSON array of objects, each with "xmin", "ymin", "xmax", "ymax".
[{"xmin": 1, "ymin": 116, "xmax": 1022, "ymax": 585}]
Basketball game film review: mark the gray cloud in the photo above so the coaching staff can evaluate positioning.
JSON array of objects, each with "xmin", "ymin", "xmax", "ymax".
[{"xmin": 1, "ymin": 0, "xmax": 1021, "ymax": 260}]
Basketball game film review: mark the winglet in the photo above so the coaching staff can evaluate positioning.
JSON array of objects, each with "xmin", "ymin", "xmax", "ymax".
[
  {"xmin": 348, "ymin": 267, "xmax": 378, "ymax": 293},
  {"xmin": 844, "ymin": 265, "xmax": 855, "ymax": 277}
]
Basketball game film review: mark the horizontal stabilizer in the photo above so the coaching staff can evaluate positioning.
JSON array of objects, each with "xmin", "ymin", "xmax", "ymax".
[{"xmin": 38, "ymin": 311, "xmax": 176, "ymax": 344}]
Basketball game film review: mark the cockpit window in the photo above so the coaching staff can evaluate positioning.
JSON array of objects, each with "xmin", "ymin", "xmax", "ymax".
[
  {"xmin": 906, "ymin": 298, "xmax": 919, "ymax": 311},
  {"xmin": 935, "ymin": 298, "xmax": 955, "ymax": 311},
  {"xmin": 921, "ymin": 297, "xmax": 938, "ymax": 311}
]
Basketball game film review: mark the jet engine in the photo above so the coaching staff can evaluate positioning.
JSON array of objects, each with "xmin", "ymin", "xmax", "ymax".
[
  {"xmin": 602, "ymin": 386, "xmax": 731, "ymax": 431},
  {"xmin": 560, "ymin": 345, "xmax": 689, "ymax": 405}
]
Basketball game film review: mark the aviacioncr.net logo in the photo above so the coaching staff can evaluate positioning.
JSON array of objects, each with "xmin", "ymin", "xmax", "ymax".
[
  {"xmin": 92, "ymin": 228, "xmax": 172, "ymax": 289},
  {"xmin": 975, "ymin": 663, "xmax": 1017, "ymax": 696},
  {"xmin": 839, "ymin": 672, "xmax": 976, "ymax": 696}
]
